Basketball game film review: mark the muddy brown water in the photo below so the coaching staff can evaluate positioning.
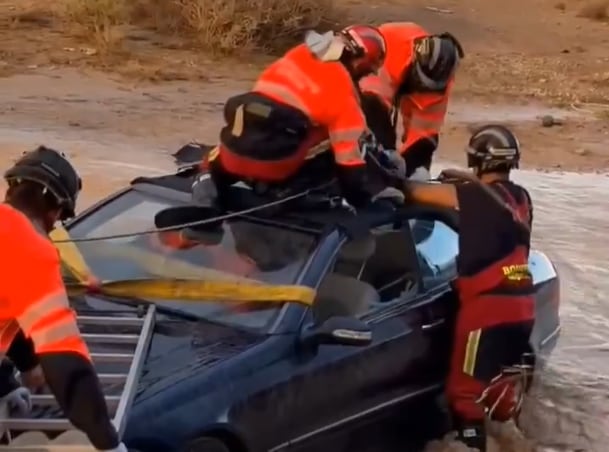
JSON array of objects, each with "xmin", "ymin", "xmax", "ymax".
[{"xmin": 1, "ymin": 71, "xmax": 608, "ymax": 451}]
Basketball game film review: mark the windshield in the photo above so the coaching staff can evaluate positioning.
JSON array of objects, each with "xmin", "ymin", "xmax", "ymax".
[{"xmin": 65, "ymin": 190, "xmax": 317, "ymax": 331}]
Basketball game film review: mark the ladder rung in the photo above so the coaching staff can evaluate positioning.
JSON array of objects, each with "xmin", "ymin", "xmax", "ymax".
[
  {"xmin": 77, "ymin": 316, "xmax": 144, "ymax": 327},
  {"xmin": 83, "ymin": 333, "xmax": 140, "ymax": 344},
  {"xmin": 31, "ymin": 395, "xmax": 120, "ymax": 409},
  {"xmin": 91, "ymin": 353, "xmax": 134, "ymax": 363},
  {"xmin": 98, "ymin": 373, "xmax": 128, "ymax": 384},
  {"xmin": 2, "ymin": 418, "xmax": 72, "ymax": 431}
]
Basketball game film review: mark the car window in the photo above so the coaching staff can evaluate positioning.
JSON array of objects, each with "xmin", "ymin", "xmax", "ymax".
[
  {"xmin": 326, "ymin": 225, "xmax": 420, "ymax": 305},
  {"xmin": 410, "ymin": 219, "xmax": 458, "ymax": 287},
  {"xmin": 66, "ymin": 190, "xmax": 317, "ymax": 331}
]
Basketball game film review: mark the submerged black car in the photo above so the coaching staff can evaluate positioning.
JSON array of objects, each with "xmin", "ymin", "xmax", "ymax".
[{"xmin": 15, "ymin": 166, "xmax": 561, "ymax": 452}]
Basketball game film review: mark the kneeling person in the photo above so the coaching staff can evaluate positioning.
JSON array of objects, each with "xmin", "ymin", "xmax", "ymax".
[{"xmin": 204, "ymin": 25, "xmax": 389, "ymax": 209}]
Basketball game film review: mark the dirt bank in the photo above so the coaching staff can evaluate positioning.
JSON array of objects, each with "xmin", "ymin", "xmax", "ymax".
[{"xmin": 2, "ymin": 0, "xmax": 609, "ymax": 104}]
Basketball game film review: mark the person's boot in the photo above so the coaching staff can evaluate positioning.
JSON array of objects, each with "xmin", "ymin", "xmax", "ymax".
[{"xmin": 454, "ymin": 418, "xmax": 487, "ymax": 451}]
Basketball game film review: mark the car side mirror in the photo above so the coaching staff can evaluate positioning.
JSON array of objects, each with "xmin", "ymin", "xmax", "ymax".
[{"xmin": 300, "ymin": 316, "xmax": 372, "ymax": 348}]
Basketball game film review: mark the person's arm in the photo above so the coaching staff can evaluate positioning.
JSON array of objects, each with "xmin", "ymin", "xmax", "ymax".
[
  {"xmin": 11, "ymin": 238, "xmax": 121, "ymax": 450},
  {"xmin": 401, "ymin": 180, "xmax": 459, "ymax": 209},
  {"xmin": 398, "ymin": 90, "xmax": 450, "ymax": 174},
  {"xmin": 328, "ymin": 83, "xmax": 379, "ymax": 208}
]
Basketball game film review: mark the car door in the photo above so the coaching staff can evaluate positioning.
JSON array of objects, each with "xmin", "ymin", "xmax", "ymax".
[
  {"xmin": 269, "ymin": 224, "xmax": 446, "ymax": 452},
  {"xmin": 407, "ymin": 217, "xmax": 460, "ymax": 383}
]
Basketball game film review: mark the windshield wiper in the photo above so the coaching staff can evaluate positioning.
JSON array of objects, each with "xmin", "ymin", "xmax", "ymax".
[{"xmin": 72, "ymin": 291, "xmax": 220, "ymax": 325}]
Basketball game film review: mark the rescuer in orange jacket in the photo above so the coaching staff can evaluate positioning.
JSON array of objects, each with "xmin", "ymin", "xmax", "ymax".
[
  {"xmin": 359, "ymin": 22, "xmax": 463, "ymax": 179},
  {"xmin": 203, "ymin": 25, "xmax": 397, "ymax": 209},
  {"xmin": 2, "ymin": 147, "xmax": 128, "ymax": 452},
  {"xmin": 397, "ymin": 125, "xmax": 534, "ymax": 451}
]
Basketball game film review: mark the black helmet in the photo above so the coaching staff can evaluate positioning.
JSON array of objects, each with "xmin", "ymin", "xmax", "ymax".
[
  {"xmin": 412, "ymin": 32, "xmax": 464, "ymax": 92},
  {"xmin": 467, "ymin": 125, "xmax": 521, "ymax": 172},
  {"xmin": 4, "ymin": 146, "xmax": 82, "ymax": 220}
]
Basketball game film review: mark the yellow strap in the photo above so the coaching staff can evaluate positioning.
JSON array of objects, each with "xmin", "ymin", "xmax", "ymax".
[
  {"xmin": 51, "ymin": 227, "xmax": 316, "ymax": 306},
  {"xmin": 66, "ymin": 279, "xmax": 315, "ymax": 306},
  {"xmin": 50, "ymin": 226, "xmax": 92, "ymax": 284}
]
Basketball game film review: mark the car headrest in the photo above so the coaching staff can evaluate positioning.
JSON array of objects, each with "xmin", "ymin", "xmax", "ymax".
[{"xmin": 337, "ymin": 234, "xmax": 376, "ymax": 263}]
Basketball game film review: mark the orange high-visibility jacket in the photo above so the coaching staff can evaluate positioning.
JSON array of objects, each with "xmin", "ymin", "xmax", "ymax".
[
  {"xmin": 253, "ymin": 44, "xmax": 368, "ymax": 167},
  {"xmin": 359, "ymin": 22, "xmax": 453, "ymax": 154},
  {"xmin": 0, "ymin": 204, "xmax": 90, "ymax": 359}
]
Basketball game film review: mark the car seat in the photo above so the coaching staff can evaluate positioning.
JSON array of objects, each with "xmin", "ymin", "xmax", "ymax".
[
  {"xmin": 333, "ymin": 234, "xmax": 377, "ymax": 279},
  {"xmin": 360, "ymin": 230, "xmax": 421, "ymax": 300},
  {"xmin": 312, "ymin": 273, "xmax": 380, "ymax": 323}
]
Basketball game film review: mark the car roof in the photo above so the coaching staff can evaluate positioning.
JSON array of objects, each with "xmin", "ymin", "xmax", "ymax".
[{"xmin": 129, "ymin": 168, "xmax": 461, "ymax": 236}]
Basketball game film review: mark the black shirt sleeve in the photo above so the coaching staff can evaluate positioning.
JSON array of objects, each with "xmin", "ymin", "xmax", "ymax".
[{"xmin": 39, "ymin": 352, "xmax": 120, "ymax": 450}]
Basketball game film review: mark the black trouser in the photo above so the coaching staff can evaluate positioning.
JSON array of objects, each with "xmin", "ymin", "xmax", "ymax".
[
  {"xmin": 360, "ymin": 92, "xmax": 438, "ymax": 177},
  {"xmin": 360, "ymin": 93, "xmax": 396, "ymax": 150}
]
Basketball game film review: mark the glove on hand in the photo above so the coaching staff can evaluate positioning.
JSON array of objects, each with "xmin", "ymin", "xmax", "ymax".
[
  {"xmin": 2, "ymin": 387, "xmax": 31, "ymax": 415},
  {"xmin": 378, "ymin": 149, "xmax": 406, "ymax": 180}
]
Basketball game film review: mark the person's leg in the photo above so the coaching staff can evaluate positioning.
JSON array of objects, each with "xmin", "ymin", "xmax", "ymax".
[
  {"xmin": 446, "ymin": 303, "xmax": 486, "ymax": 452},
  {"xmin": 195, "ymin": 158, "xmax": 237, "ymax": 207},
  {"xmin": 477, "ymin": 321, "xmax": 536, "ymax": 423},
  {"xmin": 445, "ymin": 323, "xmax": 488, "ymax": 451},
  {"xmin": 402, "ymin": 134, "xmax": 438, "ymax": 179},
  {"xmin": 360, "ymin": 93, "xmax": 397, "ymax": 150}
]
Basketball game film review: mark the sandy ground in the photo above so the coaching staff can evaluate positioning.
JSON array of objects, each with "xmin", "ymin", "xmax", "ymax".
[{"xmin": 1, "ymin": 0, "xmax": 609, "ymax": 451}]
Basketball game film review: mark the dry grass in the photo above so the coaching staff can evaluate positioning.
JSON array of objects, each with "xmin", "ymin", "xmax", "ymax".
[
  {"xmin": 59, "ymin": 0, "xmax": 345, "ymax": 55},
  {"xmin": 63, "ymin": 0, "xmax": 128, "ymax": 53},
  {"xmin": 577, "ymin": 0, "xmax": 609, "ymax": 21}
]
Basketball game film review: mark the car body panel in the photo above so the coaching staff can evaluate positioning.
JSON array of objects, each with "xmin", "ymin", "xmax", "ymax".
[{"xmin": 58, "ymin": 170, "xmax": 560, "ymax": 452}]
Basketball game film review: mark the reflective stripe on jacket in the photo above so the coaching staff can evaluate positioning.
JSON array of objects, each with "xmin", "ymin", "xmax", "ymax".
[
  {"xmin": 253, "ymin": 44, "xmax": 367, "ymax": 167},
  {"xmin": 0, "ymin": 204, "xmax": 90, "ymax": 359},
  {"xmin": 358, "ymin": 22, "xmax": 452, "ymax": 154}
]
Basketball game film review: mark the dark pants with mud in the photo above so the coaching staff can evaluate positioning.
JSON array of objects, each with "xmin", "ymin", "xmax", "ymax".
[
  {"xmin": 360, "ymin": 93, "xmax": 437, "ymax": 177},
  {"xmin": 360, "ymin": 93, "xmax": 397, "ymax": 151}
]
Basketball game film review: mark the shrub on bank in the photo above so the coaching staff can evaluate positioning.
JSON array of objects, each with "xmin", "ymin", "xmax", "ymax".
[{"xmin": 62, "ymin": 0, "xmax": 345, "ymax": 54}]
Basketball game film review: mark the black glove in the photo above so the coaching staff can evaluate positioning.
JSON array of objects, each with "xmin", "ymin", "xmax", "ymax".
[{"xmin": 366, "ymin": 147, "xmax": 407, "ymax": 189}]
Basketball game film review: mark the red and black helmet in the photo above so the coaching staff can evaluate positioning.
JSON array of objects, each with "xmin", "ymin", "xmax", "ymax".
[{"xmin": 340, "ymin": 25, "xmax": 387, "ymax": 77}]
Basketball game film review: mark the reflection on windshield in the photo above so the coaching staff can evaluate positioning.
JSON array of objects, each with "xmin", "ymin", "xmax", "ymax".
[
  {"xmin": 411, "ymin": 219, "xmax": 458, "ymax": 282},
  {"xmin": 66, "ymin": 192, "xmax": 317, "ymax": 330}
]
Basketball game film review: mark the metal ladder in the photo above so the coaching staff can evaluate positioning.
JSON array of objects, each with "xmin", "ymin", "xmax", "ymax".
[{"xmin": 0, "ymin": 305, "xmax": 156, "ymax": 451}]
